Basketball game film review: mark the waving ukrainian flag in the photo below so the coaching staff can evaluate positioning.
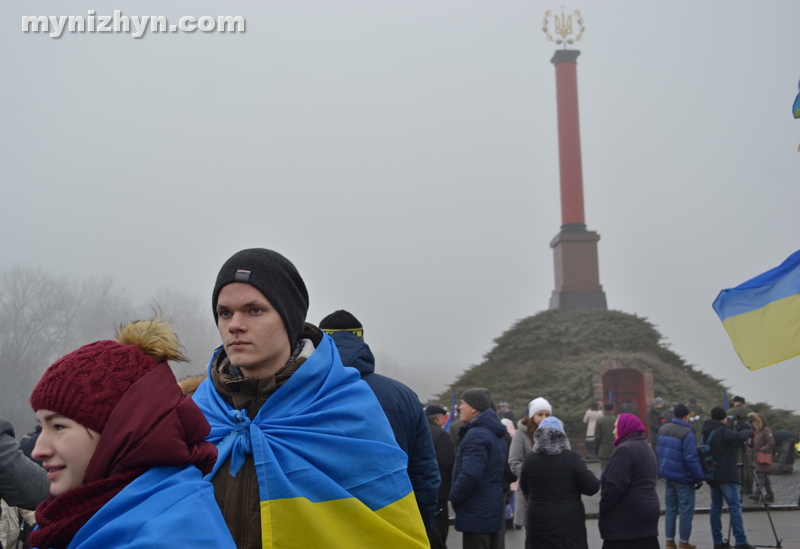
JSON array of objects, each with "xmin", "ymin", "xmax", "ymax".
[
  {"xmin": 713, "ymin": 249, "xmax": 800, "ymax": 370},
  {"xmin": 194, "ymin": 333, "xmax": 428, "ymax": 549}
]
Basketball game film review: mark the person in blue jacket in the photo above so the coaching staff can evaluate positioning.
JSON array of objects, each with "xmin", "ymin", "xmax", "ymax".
[
  {"xmin": 656, "ymin": 403, "xmax": 705, "ymax": 549},
  {"xmin": 450, "ymin": 387, "xmax": 507, "ymax": 549},
  {"xmin": 27, "ymin": 319, "xmax": 235, "ymax": 549},
  {"xmin": 319, "ymin": 310, "xmax": 440, "ymax": 533}
]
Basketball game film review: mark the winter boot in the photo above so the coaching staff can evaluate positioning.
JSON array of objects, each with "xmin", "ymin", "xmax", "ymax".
[
  {"xmin": 665, "ymin": 541, "xmax": 677, "ymax": 549},
  {"xmin": 679, "ymin": 543, "xmax": 696, "ymax": 549}
]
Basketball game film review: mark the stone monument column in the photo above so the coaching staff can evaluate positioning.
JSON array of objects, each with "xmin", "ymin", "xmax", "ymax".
[{"xmin": 548, "ymin": 48, "xmax": 606, "ymax": 311}]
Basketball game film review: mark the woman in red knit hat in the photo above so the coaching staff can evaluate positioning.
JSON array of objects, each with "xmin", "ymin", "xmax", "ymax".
[{"xmin": 28, "ymin": 319, "xmax": 235, "ymax": 549}]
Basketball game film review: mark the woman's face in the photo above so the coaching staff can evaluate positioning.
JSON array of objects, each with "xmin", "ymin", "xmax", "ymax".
[
  {"xmin": 533, "ymin": 410, "xmax": 551, "ymax": 425},
  {"xmin": 613, "ymin": 418, "xmax": 619, "ymax": 439},
  {"xmin": 32, "ymin": 409, "xmax": 101, "ymax": 497}
]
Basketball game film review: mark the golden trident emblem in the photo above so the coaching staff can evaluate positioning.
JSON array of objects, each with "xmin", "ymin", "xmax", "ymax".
[{"xmin": 542, "ymin": 7, "xmax": 585, "ymax": 47}]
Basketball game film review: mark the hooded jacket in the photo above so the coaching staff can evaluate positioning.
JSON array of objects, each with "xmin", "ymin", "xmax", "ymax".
[
  {"xmin": 329, "ymin": 331, "xmax": 440, "ymax": 529},
  {"xmin": 749, "ymin": 412, "xmax": 774, "ymax": 473},
  {"xmin": 520, "ymin": 427, "xmax": 599, "ymax": 549},
  {"xmin": 656, "ymin": 418, "xmax": 704, "ymax": 483},
  {"xmin": 450, "ymin": 409, "xmax": 507, "ymax": 534},
  {"xmin": 700, "ymin": 419, "xmax": 752, "ymax": 484}
]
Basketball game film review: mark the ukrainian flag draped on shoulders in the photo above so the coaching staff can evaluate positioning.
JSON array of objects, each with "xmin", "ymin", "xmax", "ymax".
[
  {"xmin": 713, "ymin": 249, "xmax": 800, "ymax": 370},
  {"xmin": 192, "ymin": 333, "xmax": 428, "ymax": 549}
]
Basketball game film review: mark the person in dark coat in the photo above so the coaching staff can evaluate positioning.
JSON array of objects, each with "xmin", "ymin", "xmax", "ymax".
[
  {"xmin": 450, "ymin": 388, "xmax": 507, "ymax": 549},
  {"xmin": 599, "ymin": 413, "xmax": 660, "ymax": 549},
  {"xmin": 518, "ymin": 417, "xmax": 599, "ymax": 549},
  {"xmin": 645, "ymin": 398, "xmax": 666, "ymax": 451},
  {"xmin": 701, "ymin": 407, "xmax": 755, "ymax": 549},
  {"xmin": 426, "ymin": 404, "xmax": 456, "ymax": 549},
  {"xmin": 0, "ymin": 417, "xmax": 48, "ymax": 510},
  {"xmin": 320, "ymin": 310, "xmax": 440, "ymax": 533}
]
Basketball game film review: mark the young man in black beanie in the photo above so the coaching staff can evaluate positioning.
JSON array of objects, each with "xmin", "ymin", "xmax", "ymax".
[
  {"xmin": 192, "ymin": 249, "xmax": 429, "ymax": 549},
  {"xmin": 450, "ymin": 387, "xmax": 507, "ymax": 549},
  {"xmin": 319, "ymin": 310, "xmax": 440, "ymax": 538}
]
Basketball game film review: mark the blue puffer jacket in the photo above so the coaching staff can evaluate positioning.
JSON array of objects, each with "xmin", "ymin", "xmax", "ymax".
[
  {"xmin": 450, "ymin": 409, "xmax": 507, "ymax": 534},
  {"xmin": 330, "ymin": 331, "xmax": 440, "ymax": 529},
  {"xmin": 656, "ymin": 419, "xmax": 704, "ymax": 483}
]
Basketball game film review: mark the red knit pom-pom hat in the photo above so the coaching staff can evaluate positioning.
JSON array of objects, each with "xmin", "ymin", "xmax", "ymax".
[{"xmin": 30, "ymin": 319, "xmax": 185, "ymax": 434}]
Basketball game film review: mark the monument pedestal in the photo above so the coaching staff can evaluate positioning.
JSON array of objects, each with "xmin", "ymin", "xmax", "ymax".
[{"xmin": 549, "ymin": 225, "xmax": 606, "ymax": 311}]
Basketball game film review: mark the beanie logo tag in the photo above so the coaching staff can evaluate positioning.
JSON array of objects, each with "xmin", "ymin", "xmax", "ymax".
[{"xmin": 234, "ymin": 269, "xmax": 251, "ymax": 282}]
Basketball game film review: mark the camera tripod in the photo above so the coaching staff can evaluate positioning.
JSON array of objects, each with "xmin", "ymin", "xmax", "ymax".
[{"xmin": 724, "ymin": 444, "xmax": 782, "ymax": 548}]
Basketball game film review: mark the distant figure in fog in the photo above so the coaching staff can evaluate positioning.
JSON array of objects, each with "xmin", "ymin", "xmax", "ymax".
[
  {"xmin": 583, "ymin": 401, "xmax": 603, "ymax": 459},
  {"xmin": 519, "ymin": 417, "xmax": 599, "ymax": 549},
  {"xmin": 599, "ymin": 413, "xmax": 660, "ymax": 549},
  {"xmin": 594, "ymin": 402, "xmax": 617, "ymax": 470}
]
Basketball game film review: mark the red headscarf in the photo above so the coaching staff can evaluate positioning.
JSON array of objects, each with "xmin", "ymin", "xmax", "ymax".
[{"xmin": 614, "ymin": 413, "xmax": 645, "ymax": 446}]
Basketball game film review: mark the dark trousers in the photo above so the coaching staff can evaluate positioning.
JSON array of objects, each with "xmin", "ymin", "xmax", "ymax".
[
  {"xmin": 463, "ymin": 531, "xmax": 499, "ymax": 549},
  {"xmin": 430, "ymin": 500, "xmax": 449, "ymax": 549}
]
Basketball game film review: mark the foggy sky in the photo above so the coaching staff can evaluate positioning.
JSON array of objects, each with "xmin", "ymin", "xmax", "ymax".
[{"xmin": 2, "ymin": 1, "xmax": 799, "ymax": 412}]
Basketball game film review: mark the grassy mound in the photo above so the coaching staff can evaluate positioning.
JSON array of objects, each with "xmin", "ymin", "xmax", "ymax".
[{"xmin": 438, "ymin": 309, "xmax": 800, "ymax": 441}]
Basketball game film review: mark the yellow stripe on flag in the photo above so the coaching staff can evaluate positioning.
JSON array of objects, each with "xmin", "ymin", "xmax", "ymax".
[
  {"xmin": 260, "ymin": 491, "xmax": 428, "ymax": 549},
  {"xmin": 721, "ymin": 292, "xmax": 800, "ymax": 370}
]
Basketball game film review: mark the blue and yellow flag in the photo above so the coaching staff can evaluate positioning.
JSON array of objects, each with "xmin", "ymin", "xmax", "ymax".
[
  {"xmin": 193, "ymin": 334, "xmax": 428, "ymax": 549},
  {"xmin": 794, "ymin": 79, "xmax": 800, "ymax": 118},
  {"xmin": 713, "ymin": 249, "xmax": 800, "ymax": 370}
]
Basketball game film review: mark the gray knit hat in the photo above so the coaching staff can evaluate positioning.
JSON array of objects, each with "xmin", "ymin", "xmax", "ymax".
[
  {"xmin": 212, "ymin": 249, "xmax": 309, "ymax": 346},
  {"xmin": 461, "ymin": 388, "xmax": 492, "ymax": 412}
]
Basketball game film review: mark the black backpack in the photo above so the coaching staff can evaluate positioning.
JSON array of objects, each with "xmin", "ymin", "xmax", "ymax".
[{"xmin": 698, "ymin": 427, "xmax": 723, "ymax": 481}]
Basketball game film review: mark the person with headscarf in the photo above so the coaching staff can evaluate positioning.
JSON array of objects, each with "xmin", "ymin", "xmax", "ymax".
[
  {"xmin": 599, "ymin": 413, "xmax": 660, "ymax": 549},
  {"xmin": 507, "ymin": 397, "xmax": 551, "ymax": 529},
  {"xmin": 518, "ymin": 417, "xmax": 599, "ymax": 549},
  {"xmin": 27, "ymin": 319, "xmax": 235, "ymax": 549}
]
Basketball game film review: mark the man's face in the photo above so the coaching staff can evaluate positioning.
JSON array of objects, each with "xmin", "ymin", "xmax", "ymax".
[
  {"xmin": 459, "ymin": 400, "xmax": 479, "ymax": 423},
  {"xmin": 216, "ymin": 282, "xmax": 291, "ymax": 378},
  {"xmin": 434, "ymin": 414, "xmax": 447, "ymax": 427},
  {"xmin": 656, "ymin": 403, "xmax": 664, "ymax": 410}
]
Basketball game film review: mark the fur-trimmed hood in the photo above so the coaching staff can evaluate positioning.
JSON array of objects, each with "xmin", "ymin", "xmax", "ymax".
[
  {"xmin": 748, "ymin": 412, "xmax": 766, "ymax": 432},
  {"xmin": 178, "ymin": 375, "xmax": 207, "ymax": 396},
  {"xmin": 533, "ymin": 426, "xmax": 571, "ymax": 455}
]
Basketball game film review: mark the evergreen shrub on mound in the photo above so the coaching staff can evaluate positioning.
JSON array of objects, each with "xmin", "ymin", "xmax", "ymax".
[{"xmin": 438, "ymin": 309, "xmax": 800, "ymax": 445}]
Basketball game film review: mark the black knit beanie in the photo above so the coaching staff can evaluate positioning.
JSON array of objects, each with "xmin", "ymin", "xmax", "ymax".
[
  {"xmin": 461, "ymin": 387, "xmax": 492, "ymax": 413},
  {"xmin": 319, "ymin": 310, "xmax": 362, "ymax": 330},
  {"xmin": 212, "ymin": 249, "xmax": 309, "ymax": 346},
  {"xmin": 674, "ymin": 403, "xmax": 690, "ymax": 419},
  {"xmin": 711, "ymin": 407, "xmax": 727, "ymax": 421}
]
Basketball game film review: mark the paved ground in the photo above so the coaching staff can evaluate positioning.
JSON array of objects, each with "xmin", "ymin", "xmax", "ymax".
[
  {"xmin": 448, "ymin": 510, "xmax": 800, "ymax": 549},
  {"xmin": 447, "ymin": 463, "xmax": 800, "ymax": 549}
]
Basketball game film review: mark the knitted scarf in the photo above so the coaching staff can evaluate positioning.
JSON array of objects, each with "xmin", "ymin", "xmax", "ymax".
[{"xmin": 29, "ymin": 469, "xmax": 142, "ymax": 549}]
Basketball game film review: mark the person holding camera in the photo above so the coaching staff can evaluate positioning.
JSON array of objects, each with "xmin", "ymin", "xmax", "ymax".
[
  {"xmin": 726, "ymin": 397, "xmax": 754, "ymax": 495},
  {"xmin": 701, "ymin": 407, "xmax": 755, "ymax": 549}
]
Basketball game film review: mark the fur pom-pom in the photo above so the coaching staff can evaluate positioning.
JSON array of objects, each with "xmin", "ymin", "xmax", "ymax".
[{"xmin": 116, "ymin": 318, "xmax": 187, "ymax": 363}]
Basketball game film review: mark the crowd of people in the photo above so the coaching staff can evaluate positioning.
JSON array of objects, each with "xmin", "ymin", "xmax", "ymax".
[{"xmin": 0, "ymin": 247, "xmax": 798, "ymax": 549}]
